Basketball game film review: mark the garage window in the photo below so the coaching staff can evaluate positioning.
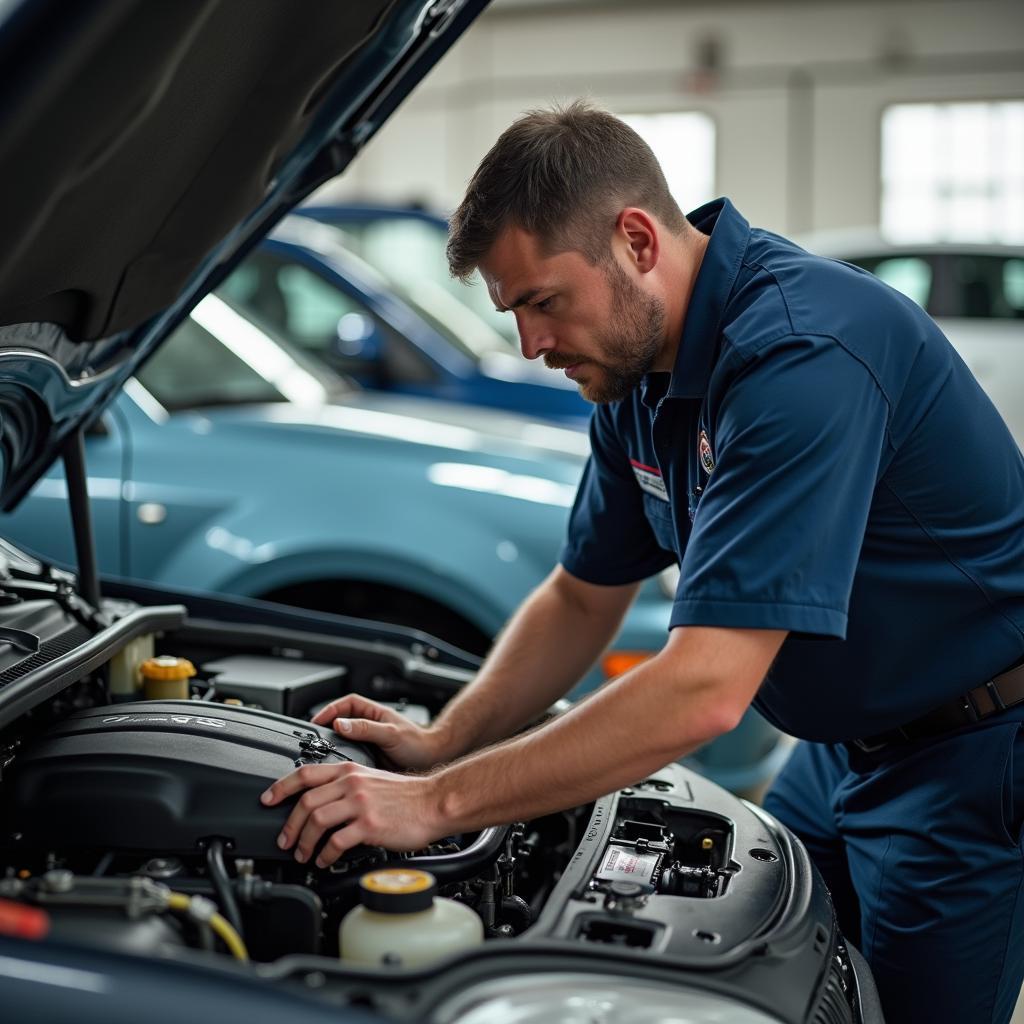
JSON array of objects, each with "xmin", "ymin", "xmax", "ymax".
[
  {"xmin": 620, "ymin": 112, "xmax": 716, "ymax": 212},
  {"xmin": 881, "ymin": 100, "xmax": 1024, "ymax": 244}
]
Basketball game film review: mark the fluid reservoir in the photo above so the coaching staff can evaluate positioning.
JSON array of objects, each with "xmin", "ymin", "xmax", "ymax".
[
  {"xmin": 339, "ymin": 868, "xmax": 483, "ymax": 967},
  {"xmin": 140, "ymin": 656, "xmax": 196, "ymax": 701},
  {"xmin": 108, "ymin": 634, "xmax": 155, "ymax": 695}
]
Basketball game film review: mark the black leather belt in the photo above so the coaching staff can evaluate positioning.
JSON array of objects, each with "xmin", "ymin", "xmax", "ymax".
[{"xmin": 848, "ymin": 659, "xmax": 1024, "ymax": 755}]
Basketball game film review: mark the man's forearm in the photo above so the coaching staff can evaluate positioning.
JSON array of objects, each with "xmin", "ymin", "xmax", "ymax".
[
  {"xmin": 431, "ymin": 568, "xmax": 638, "ymax": 759},
  {"xmin": 430, "ymin": 626, "xmax": 786, "ymax": 832}
]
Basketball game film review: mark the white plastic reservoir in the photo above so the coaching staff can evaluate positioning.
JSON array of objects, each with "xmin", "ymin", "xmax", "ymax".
[{"xmin": 339, "ymin": 868, "xmax": 483, "ymax": 968}]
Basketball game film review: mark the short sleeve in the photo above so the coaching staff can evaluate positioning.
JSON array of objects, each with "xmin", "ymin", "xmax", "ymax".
[
  {"xmin": 671, "ymin": 336, "xmax": 890, "ymax": 638},
  {"xmin": 560, "ymin": 407, "xmax": 677, "ymax": 585}
]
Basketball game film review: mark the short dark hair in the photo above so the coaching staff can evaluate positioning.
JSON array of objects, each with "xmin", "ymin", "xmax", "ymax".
[{"xmin": 447, "ymin": 101, "xmax": 688, "ymax": 281}]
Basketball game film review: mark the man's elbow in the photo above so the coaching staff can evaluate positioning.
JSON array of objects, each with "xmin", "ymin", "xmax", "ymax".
[
  {"xmin": 654, "ymin": 625, "xmax": 783, "ymax": 752},
  {"xmin": 663, "ymin": 668, "xmax": 761, "ymax": 753},
  {"xmin": 698, "ymin": 697, "xmax": 750, "ymax": 744}
]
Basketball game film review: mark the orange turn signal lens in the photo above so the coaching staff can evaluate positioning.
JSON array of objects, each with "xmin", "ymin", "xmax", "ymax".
[{"xmin": 602, "ymin": 651, "xmax": 653, "ymax": 679}]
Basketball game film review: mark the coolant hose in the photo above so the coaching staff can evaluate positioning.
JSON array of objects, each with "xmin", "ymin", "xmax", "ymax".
[
  {"xmin": 205, "ymin": 839, "xmax": 244, "ymax": 938},
  {"xmin": 403, "ymin": 826, "xmax": 510, "ymax": 882}
]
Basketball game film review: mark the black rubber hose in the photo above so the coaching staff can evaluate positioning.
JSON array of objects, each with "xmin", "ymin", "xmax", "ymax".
[
  {"xmin": 318, "ymin": 826, "xmax": 510, "ymax": 897},
  {"xmin": 402, "ymin": 826, "xmax": 510, "ymax": 883},
  {"xmin": 205, "ymin": 839, "xmax": 244, "ymax": 938}
]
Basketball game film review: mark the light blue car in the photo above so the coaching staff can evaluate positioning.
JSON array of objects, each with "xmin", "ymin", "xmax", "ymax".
[{"xmin": 2, "ymin": 294, "xmax": 783, "ymax": 791}]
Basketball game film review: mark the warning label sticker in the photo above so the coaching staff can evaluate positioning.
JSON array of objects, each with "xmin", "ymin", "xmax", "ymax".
[{"xmin": 596, "ymin": 845, "xmax": 659, "ymax": 886}]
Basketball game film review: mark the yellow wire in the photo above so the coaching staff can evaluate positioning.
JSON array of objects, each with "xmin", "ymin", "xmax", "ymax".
[
  {"xmin": 166, "ymin": 892, "xmax": 191, "ymax": 912},
  {"xmin": 207, "ymin": 910, "xmax": 249, "ymax": 962},
  {"xmin": 166, "ymin": 891, "xmax": 249, "ymax": 962}
]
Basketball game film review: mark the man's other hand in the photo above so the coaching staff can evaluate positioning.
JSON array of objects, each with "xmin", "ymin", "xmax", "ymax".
[
  {"xmin": 311, "ymin": 693, "xmax": 449, "ymax": 769},
  {"xmin": 261, "ymin": 762, "xmax": 442, "ymax": 867}
]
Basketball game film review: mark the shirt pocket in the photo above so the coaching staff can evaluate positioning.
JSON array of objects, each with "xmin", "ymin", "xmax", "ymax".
[{"xmin": 642, "ymin": 492, "xmax": 678, "ymax": 555}]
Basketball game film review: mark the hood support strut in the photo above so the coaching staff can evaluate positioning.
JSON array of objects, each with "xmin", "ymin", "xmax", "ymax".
[{"xmin": 61, "ymin": 429, "xmax": 101, "ymax": 611}]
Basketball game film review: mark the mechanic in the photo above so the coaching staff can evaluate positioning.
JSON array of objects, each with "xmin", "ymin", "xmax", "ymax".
[{"xmin": 262, "ymin": 103, "xmax": 1024, "ymax": 1022}]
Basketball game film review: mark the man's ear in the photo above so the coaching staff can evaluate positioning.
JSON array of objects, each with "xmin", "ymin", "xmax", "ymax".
[{"xmin": 616, "ymin": 207, "xmax": 659, "ymax": 274}]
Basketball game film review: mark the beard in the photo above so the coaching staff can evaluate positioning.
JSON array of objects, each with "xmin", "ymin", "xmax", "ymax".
[{"xmin": 544, "ymin": 259, "xmax": 665, "ymax": 404}]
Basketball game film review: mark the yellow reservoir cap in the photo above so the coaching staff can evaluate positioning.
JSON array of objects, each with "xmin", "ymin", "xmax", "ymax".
[
  {"xmin": 140, "ymin": 656, "xmax": 197, "ymax": 681},
  {"xmin": 362, "ymin": 869, "xmax": 434, "ymax": 895},
  {"xmin": 359, "ymin": 869, "xmax": 437, "ymax": 914},
  {"xmin": 141, "ymin": 656, "xmax": 196, "ymax": 701}
]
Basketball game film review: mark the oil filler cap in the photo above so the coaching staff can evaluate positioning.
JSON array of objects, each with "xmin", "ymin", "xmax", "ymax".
[
  {"xmin": 359, "ymin": 869, "xmax": 437, "ymax": 914},
  {"xmin": 140, "ymin": 656, "xmax": 197, "ymax": 700}
]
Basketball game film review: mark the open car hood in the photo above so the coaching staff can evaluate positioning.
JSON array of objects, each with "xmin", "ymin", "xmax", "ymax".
[{"xmin": 0, "ymin": 0, "xmax": 487, "ymax": 511}]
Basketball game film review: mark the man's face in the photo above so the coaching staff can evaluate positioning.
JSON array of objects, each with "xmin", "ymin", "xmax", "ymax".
[{"xmin": 479, "ymin": 225, "xmax": 666, "ymax": 404}]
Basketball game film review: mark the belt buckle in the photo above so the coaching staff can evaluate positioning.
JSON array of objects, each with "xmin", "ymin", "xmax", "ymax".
[{"xmin": 985, "ymin": 679, "xmax": 1007, "ymax": 712}]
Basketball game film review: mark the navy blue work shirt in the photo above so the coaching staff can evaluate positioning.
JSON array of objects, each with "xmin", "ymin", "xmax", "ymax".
[{"xmin": 560, "ymin": 198, "xmax": 1024, "ymax": 742}]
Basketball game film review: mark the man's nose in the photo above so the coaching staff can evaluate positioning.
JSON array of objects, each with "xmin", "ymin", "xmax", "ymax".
[{"xmin": 515, "ymin": 311, "xmax": 554, "ymax": 361}]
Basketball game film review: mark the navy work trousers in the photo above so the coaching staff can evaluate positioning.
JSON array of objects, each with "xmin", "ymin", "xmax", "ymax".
[{"xmin": 764, "ymin": 714, "xmax": 1024, "ymax": 1024}]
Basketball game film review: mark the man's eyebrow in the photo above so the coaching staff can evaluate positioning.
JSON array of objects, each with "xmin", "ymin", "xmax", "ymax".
[{"xmin": 494, "ymin": 288, "xmax": 542, "ymax": 313}]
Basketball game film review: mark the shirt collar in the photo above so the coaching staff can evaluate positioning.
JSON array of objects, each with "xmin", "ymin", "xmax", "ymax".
[{"xmin": 665, "ymin": 197, "xmax": 750, "ymax": 400}]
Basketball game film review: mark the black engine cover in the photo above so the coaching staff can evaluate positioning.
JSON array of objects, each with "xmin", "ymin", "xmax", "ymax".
[{"xmin": 4, "ymin": 701, "xmax": 376, "ymax": 859}]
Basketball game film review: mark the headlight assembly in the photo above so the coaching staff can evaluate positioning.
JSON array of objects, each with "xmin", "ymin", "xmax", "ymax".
[{"xmin": 433, "ymin": 973, "xmax": 784, "ymax": 1024}]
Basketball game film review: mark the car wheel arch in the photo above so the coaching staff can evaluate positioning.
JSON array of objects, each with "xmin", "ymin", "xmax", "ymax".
[
  {"xmin": 205, "ymin": 549, "xmax": 507, "ymax": 647},
  {"xmin": 253, "ymin": 576, "xmax": 494, "ymax": 657}
]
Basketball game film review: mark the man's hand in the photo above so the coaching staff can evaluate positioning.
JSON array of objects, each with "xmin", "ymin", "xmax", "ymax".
[
  {"xmin": 260, "ymin": 762, "xmax": 443, "ymax": 868},
  {"xmin": 312, "ymin": 694, "xmax": 449, "ymax": 769}
]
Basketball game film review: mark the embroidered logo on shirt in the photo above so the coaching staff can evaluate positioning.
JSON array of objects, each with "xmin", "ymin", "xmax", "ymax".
[
  {"xmin": 698, "ymin": 430, "xmax": 715, "ymax": 475},
  {"xmin": 630, "ymin": 458, "xmax": 668, "ymax": 501}
]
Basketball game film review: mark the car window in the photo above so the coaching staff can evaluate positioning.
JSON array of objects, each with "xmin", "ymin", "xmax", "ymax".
[
  {"xmin": 136, "ymin": 315, "xmax": 287, "ymax": 411},
  {"xmin": 327, "ymin": 216, "xmax": 521, "ymax": 348},
  {"xmin": 858, "ymin": 256, "xmax": 933, "ymax": 309},
  {"xmin": 221, "ymin": 251, "xmax": 361, "ymax": 352},
  {"xmin": 942, "ymin": 255, "xmax": 1024, "ymax": 319},
  {"xmin": 221, "ymin": 249, "xmax": 437, "ymax": 386},
  {"xmin": 1005, "ymin": 260, "xmax": 1024, "ymax": 315}
]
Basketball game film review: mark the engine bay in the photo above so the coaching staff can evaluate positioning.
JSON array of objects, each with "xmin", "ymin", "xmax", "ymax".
[{"xmin": 0, "ymin": 548, "xmax": 866, "ymax": 1023}]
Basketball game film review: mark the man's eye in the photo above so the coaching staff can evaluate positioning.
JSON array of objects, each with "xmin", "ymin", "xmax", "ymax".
[{"xmin": 536, "ymin": 297, "xmax": 554, "ymax": 312}]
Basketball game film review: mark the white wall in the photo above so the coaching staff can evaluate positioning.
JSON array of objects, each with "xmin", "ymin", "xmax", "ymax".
[{"xmin": 313, "ymin": 0, "xmax": 1024, "ymax": 235}]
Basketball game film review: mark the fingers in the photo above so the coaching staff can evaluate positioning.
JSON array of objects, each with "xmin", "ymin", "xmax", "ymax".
[
  {"xmin": 261, "ymin": 762, "xmax": 370, "ymax": 866},
  {"xmin": 278, "ymin": 777, "xmax": 348, "ymax": 854},
  {"xmin": 312, "ymin": 693, "xmax": 390, "ymax": 727},
  {"xmin": 332, "ymin": 717, "xmax": 397, "ymax": 748},
  {"xmin": 260, "ymin": 762, "xmax": 351, "ymax": 807},
  {"xmin": 294, "ymin": 799, "xmax": 356, "ymax": 865},
  {"xmin": 316, "ymin": 824, "xmax": 363, "ymax": 868}
]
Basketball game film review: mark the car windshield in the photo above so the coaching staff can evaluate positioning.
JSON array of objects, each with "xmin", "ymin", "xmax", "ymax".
[
  {"xmin": 136, "ymin": 295, "xmax": 336, "ymax": 412},
  {"xmin": 847, "ymin": 251, "xmax": 1024, "ymax": 319},
  {"xmin": 307, "ymin": 213, "xmax": 522, "ymax": 349}
]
